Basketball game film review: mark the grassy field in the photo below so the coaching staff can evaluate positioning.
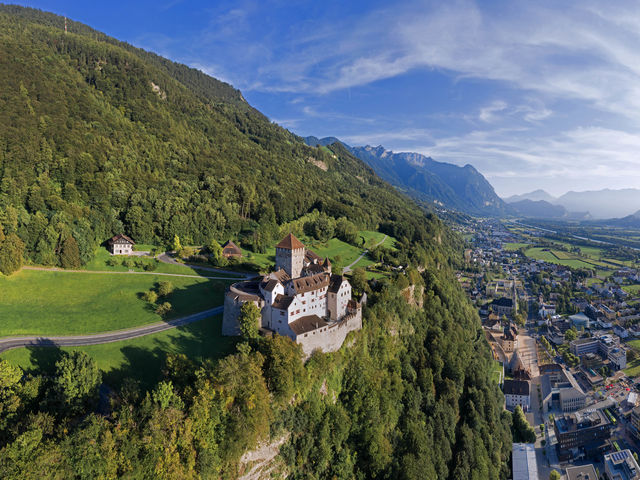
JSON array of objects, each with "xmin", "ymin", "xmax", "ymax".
[
  {"xmin": 83, "ymin": 248, "xmax": 245, "ymax": 277},
  {"xmin": 0, "ymin": 314, "xmax": 236, "ymax": 390},
  {"xmin": 624, "ymin": 284, "xmax": 640, "ymax": 295},
  {"xmin": 0, "ymin": 269, "xmax": 230, "ymax": 336},
  {"xmin": 524, "ymin": 247, "xmax": 597, "ymax": 269},
  {"xmin": 490, "ymin": 360, "xmax": 503, "ymax": 384},
  {"xmin": 504, "ymin": 242, "xmax": 529, "ymax": 251},
  {"xmin": 624, "ymin": 340, "xmax": 640, "ymax": 377}
]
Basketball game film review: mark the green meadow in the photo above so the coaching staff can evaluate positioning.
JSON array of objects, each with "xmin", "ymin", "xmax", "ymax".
[
  {"xmin": 0, "ymin": 314, "xmax": 236, "ymax": 390},
  {"xmin": 0, "ymin": 269, "xmax": 230, "ymax": 336}
]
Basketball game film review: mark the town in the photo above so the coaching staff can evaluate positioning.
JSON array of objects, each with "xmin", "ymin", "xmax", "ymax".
[{"xmin": 458, "ymin": 218, "xmax": 640, "ymax": 479}]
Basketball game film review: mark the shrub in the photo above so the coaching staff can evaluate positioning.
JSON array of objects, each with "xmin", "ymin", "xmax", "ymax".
[
  {"xmin": 155, "ymin": 302, "xmax": 172, "ymax": 316},
  {"xmin": 143, "ymin": 290, "xmax": 158, "ymax": 303},
  {"xmin": 157, "ymin": 281, "xmax": 174, "ymax": 297}
]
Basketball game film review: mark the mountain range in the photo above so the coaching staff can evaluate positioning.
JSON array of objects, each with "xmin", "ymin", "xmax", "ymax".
[
  {"xmin": 505, "ymin": 188, "xmax": 640, "ymax": 220},
  {"xmin": 304, "ymin": 137, "xmax": 510, "ymax": 216}
]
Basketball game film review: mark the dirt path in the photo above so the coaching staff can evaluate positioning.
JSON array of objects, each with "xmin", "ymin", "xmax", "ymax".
[
  {"xmin": 0, "ymin": 306, "xmax": 224, "ymax": 353},
  {"xmin": 157, "ymin": 253, "xmax": 254, "ymax": 278},
  {"xmin": 22, "ymin": 266, "xmax": 241, "ymax": 281}
]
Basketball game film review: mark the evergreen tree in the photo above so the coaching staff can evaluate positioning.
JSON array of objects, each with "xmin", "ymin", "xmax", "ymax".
[
  {"xmin": 0, "ymin": 234, "xmax": 25, "ymax": 276},
  {"xmin": 59, "ymin": 235, "xmax": 81, "ymax": 269}
]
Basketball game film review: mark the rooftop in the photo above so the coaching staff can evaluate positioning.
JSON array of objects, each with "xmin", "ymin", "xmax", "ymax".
[
  {"xmin": 276, "ymin": 233, "xmax": 305, "ymax": 250},
  {"xmin": 566, "ymin": 464, "xmax": 598, "ymax": 480},
  {"xmin": 288, "ymin": 314, "xmax": 329, "ymax": 335},
  {"xmin": 603, "ymin": 449, "xmax": 640, "ymax": 480},
  {"xmin": 512, "ymin": 443, "xmax": 538, "ymax": 480},
  {"xmin": 503, "ymin": 379, "xmax": 530, "ymax": 396}
]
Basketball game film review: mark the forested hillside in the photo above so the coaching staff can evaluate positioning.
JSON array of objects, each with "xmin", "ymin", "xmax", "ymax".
[
  {"xmin": 0, "ymin": 6, "xmax": 512, "ymax": 479},
  {"xmin": 0, "ymin": 5, "xmax": 432, "ymax": 268}
]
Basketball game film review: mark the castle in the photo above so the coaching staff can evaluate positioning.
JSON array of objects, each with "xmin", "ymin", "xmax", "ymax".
[{"xmin": 222, "ymin": 233, "xmax": 362, "ymax": 356}]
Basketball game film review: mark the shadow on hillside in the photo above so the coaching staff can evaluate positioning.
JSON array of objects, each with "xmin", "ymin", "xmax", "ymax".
[
  {"xmin": 102, "ymin": 314, "xmax": 239, "ymax": 392},
  {"xmin": 24, "ymin": 345, "xmax": 65, "ymax": 375}
]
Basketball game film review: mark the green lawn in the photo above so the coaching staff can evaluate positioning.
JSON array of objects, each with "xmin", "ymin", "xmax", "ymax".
[
  {"xmin": 625, "ymin": 359, "xmax": 640, "ymax": 378},
  {"xmin": 0, "ymin": 269, "xmax": 230, "ymax": 336},
  {"xmin": 0, "ymin": 314, "xmax": 237, "ymax": 390}
]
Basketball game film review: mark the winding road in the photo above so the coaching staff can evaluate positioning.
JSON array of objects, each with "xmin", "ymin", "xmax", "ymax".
[
  {"xmin": 343, "ymin": 234, "xmax": 388, "ymax": 273},
  {"xmin": 0, "ymin": 306, "xmax": 224, "ymax": 354}
]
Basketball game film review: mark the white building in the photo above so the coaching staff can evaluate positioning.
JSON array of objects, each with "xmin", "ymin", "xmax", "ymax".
[
  {"xmin": 503, "ymin": 379, "xmax": 530, "ymax": 412},
  {"xmin": 108, "ymin": 234, "xmax": 135, "ymax": 255}
]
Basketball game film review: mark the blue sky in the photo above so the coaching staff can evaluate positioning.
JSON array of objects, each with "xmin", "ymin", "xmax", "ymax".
[{"xmin": 13, "ymin": 0, "xmax": 640, "ymax": 197}]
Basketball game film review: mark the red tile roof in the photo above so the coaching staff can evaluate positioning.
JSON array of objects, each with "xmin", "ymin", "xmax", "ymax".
[{"xmin": 276, "ymin": 233, "xmax": 305, "ymax": 250}]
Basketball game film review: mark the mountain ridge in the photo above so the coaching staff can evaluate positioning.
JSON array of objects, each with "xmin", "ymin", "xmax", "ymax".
[{"xmin": 304, "ymin": 136, "xmax": 510, "ymax": 216}]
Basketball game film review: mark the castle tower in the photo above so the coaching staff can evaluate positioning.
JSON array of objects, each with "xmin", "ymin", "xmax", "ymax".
[{"xmin": 275, "ymin": 233, "xmax": 305, "ymax": 278}]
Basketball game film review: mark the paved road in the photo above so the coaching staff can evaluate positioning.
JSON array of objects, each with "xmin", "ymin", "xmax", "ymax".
[
  {"xmin": 343, "ymin": 235, "xmax": 388, "ymax": 273},
  {"xmin": 157, "ymin": 253, "xmax": 253, "ymax": 278},
  {"xmin": 0, "ymin": 306, "xmax": 224, "ymax": 354}
]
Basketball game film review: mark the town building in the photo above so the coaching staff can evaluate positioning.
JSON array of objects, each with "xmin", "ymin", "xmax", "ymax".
[
  {"xmin": 570, "ymin": 334, "xmax": 627, "ymax": 370},
  {"xmin": 501, "ymin": 324, "xmax": 518, "ymax": 352},
  {"xmin": 553, "ymin": 408, "xmax": 612, "ymax": 460},
  {"xmin": 604, "ymin": 449, "xmax": 640, "ymax": 480},
  {"xmin": 221, "ymin": 240, "xmax": 242, "ymax": 259},
  {"xmin": 222, "ymin": 234, "xmax": 362, "ymax": 357},
  {"xmin": 503, "ymin": 379, "xmax": 530, "ymax": 411},
  {"xmin": 492, "ymin": 297, "xmax": 515, "ymax": 317},
  {"xmin": 629, "ymin": 406, "xmax": 640, "ymax": 441},
  {"xmin": 108, "ymin": 234, "xmax": 135, "ymax": 255},
  {"xmin": 511, "ymin": 443, "xmax": 538, "ymax": 480},
  {"xmin": 566, "ymin": 464, "xmax": 598, "ymax": 480},
  {"xmin": 538, "ymin": 365, "xmax": 586, "ymax": 413}
]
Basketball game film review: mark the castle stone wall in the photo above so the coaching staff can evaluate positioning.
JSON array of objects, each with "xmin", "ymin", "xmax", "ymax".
[{"xmin": 296, "ymin": 308, "xmax": 362, "ymax": 358}]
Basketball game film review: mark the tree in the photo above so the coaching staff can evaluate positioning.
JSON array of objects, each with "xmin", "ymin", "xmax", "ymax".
[
  {"xmin": 157, "ymin": 281, "xmax": 174, "ymax": 297},
  {"xmin": 511, "ymin": 405, "xmax": 536, "ymax": 443},
  {"xmin": 238, "ymin": 302, "xmax": 261, "ymax": 340},
  {"xmin": 549, "ymin": 470, "xmax": 561, "ymax": 480},
  {"xmin": 59, "ymin": 235, "xmax": 81, "ymax": 269},
  {"xmin": 349, "ymin": 268, "xmax": 368, "ymax": 297},
  {"xmin": 208, "ymin": 239, "xmax": 222, "ymax": 262},
  {"xmin": 564, "ymin": 328, "xmax": 577, "ymax": 342},
  {"xmin": 0, "ymin": 233, "xmax": 25, "ymax": 276},
  {"xmin": 172, "ymin": 234, "xmax": 182, "ymax": 253},
  {"xmin": 53, "ymin": 351, "xmax": 102, "ymax": 414},
  {"xmin": 0, "ymin": 360, "xmax": 23, "ymax": 432},
  {"xmin": 151, "ymin": 381, "xmax": 184, "ymax": 410}
]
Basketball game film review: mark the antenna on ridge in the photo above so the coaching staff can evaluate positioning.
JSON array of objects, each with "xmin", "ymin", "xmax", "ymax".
[{"xmin": 64, "ymin": 17, "xmax": 67, "ymax": 34}]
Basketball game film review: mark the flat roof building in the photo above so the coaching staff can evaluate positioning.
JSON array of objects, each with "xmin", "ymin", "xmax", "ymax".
[
  {"xmin": 511, "ymin": 443, "xmax": 538, "ymax": 480},
  {"xmin": 566, "ymin": 464, "xmax": 597, "ymax": 480},
  {"xmin": 604, "ymin": 449, "xmax": 640, "ymax": 480}
]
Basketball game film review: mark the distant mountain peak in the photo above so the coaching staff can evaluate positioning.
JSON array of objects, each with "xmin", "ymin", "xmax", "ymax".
[{"xmin": 504, "ymin": 189, "xmax": 555, "ymax": 204}]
